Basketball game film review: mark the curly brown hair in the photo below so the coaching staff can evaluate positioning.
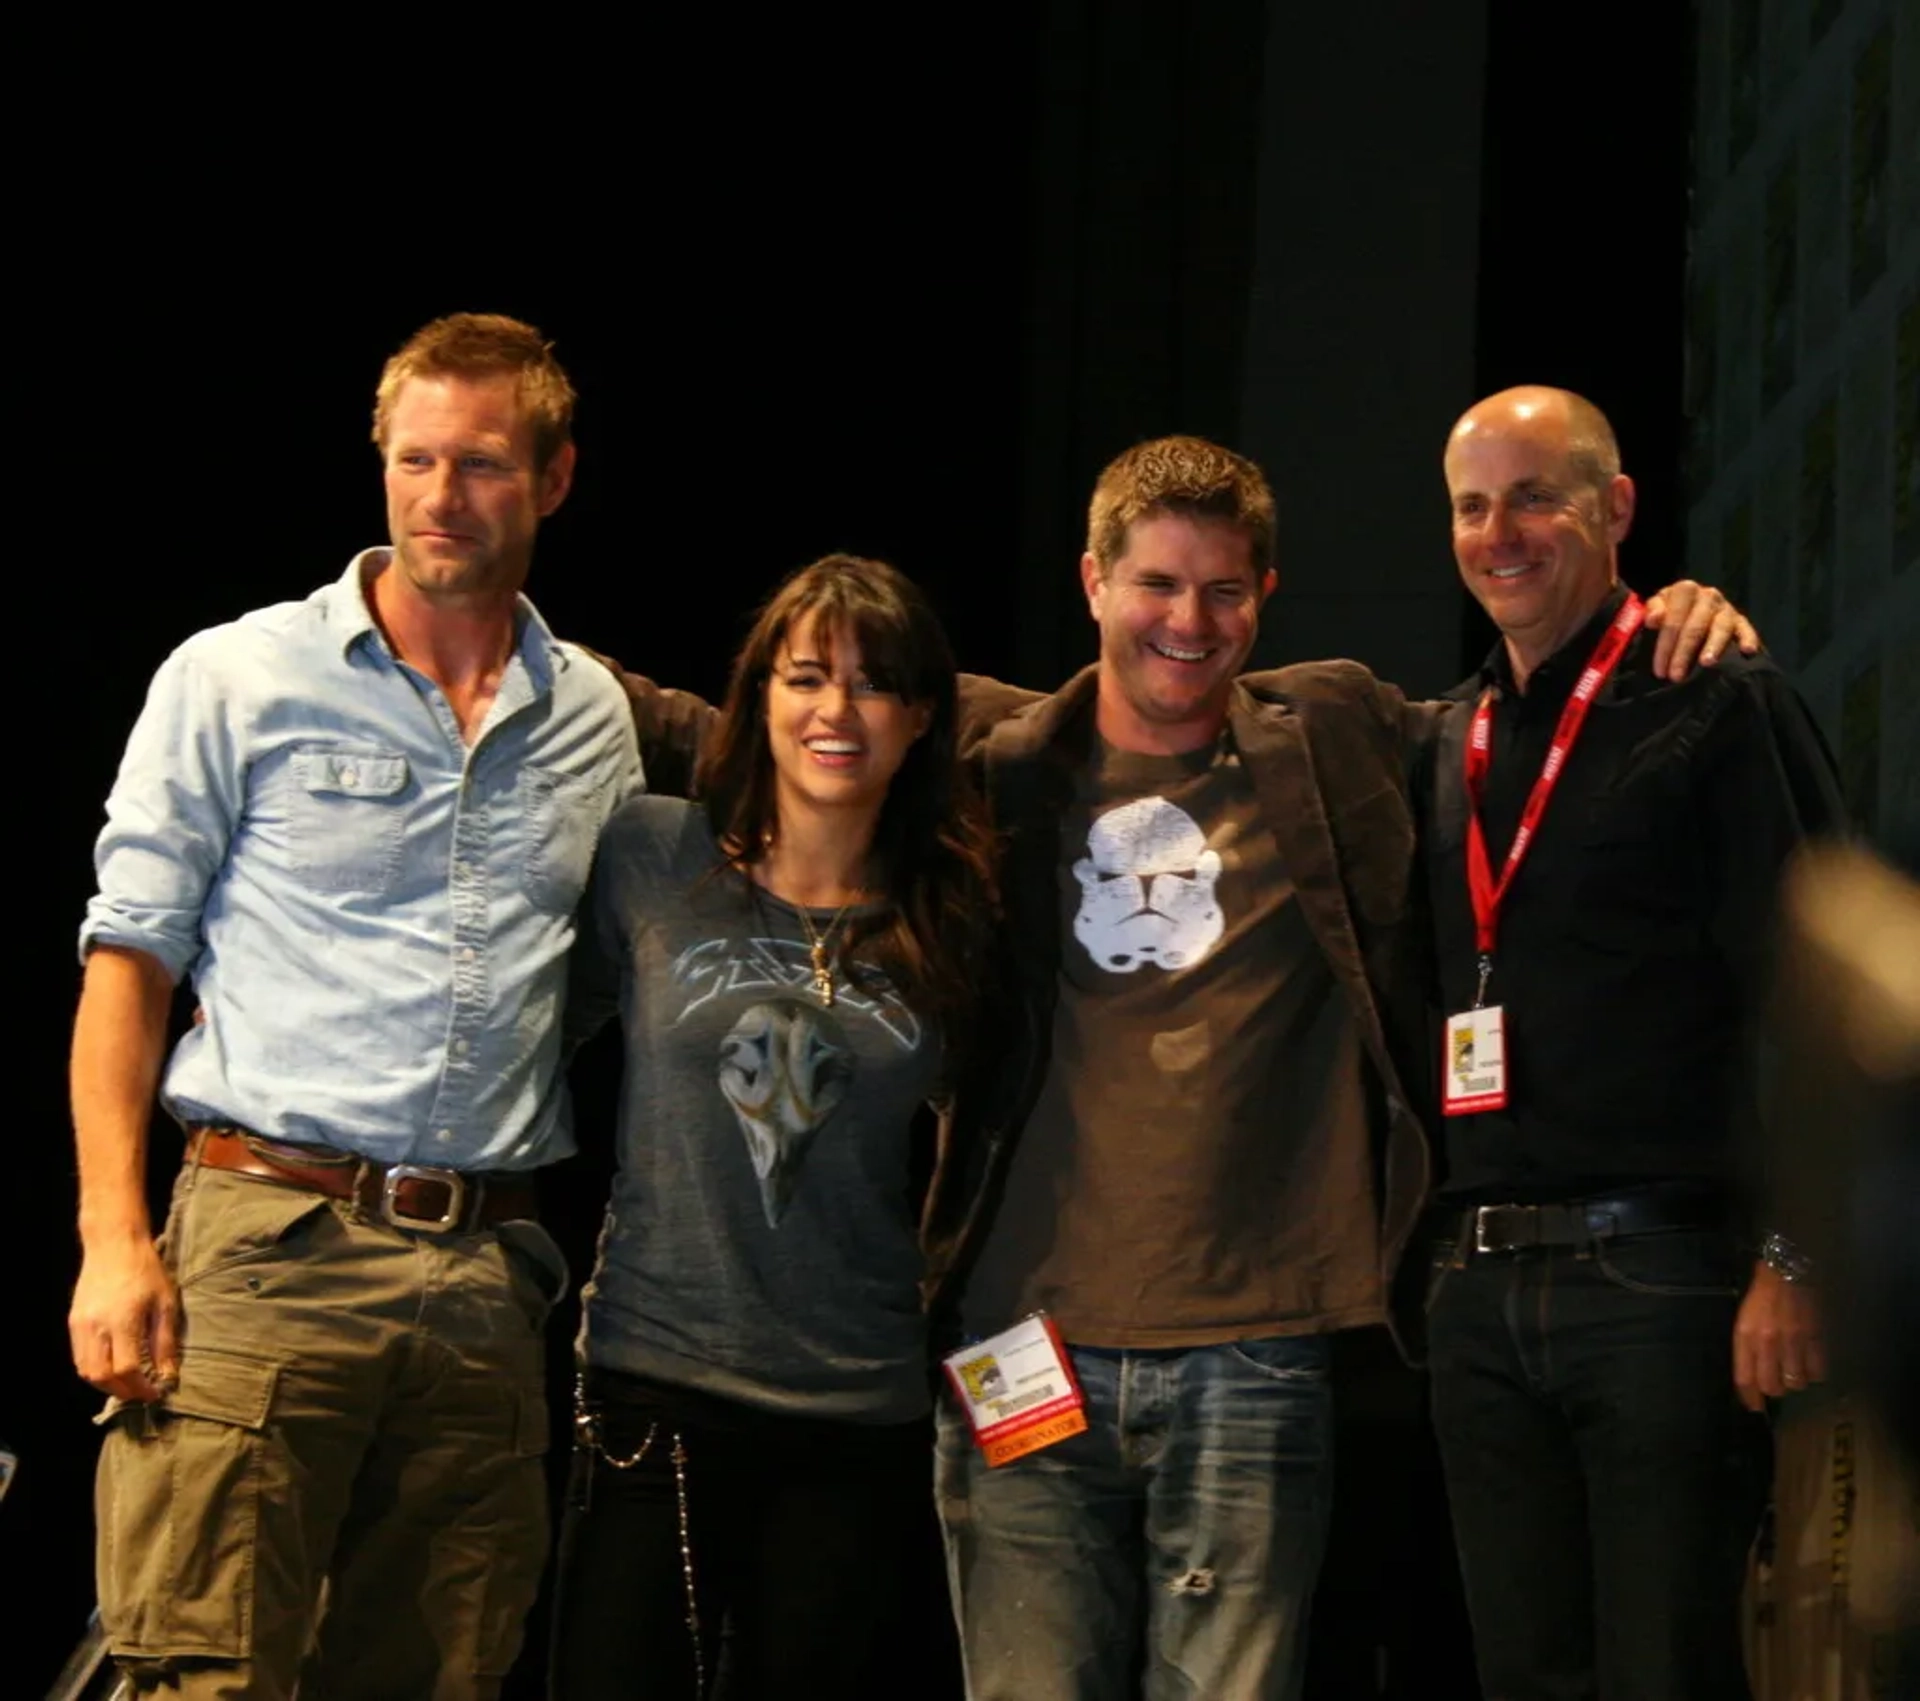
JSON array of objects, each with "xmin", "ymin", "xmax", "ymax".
[
  {"xmin": 696, "ymin": 555, "xmax": 999, "ymax": 1039},
  {"xmin": 1086, "ymin": 434, "xmax": 1276, "ymax": 577},
  {"xmin": 372, "ymin": 312, "xmax": 576, "ymax": 473}
]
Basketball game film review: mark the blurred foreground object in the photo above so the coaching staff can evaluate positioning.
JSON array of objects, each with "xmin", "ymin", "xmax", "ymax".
[
  {"xmin": 1746, "ymin": 1394, "xmax": 1917, "ymax": 1698},
  {"xmin": 1765, "ymin": 841, "xmax": 1920, "ymax": 1462},
  {"xmin": 1745, "ymin": 842, "xmax": 1919, "ymax": 1698}
]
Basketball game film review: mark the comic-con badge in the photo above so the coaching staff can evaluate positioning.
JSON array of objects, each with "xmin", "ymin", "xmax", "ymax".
[
  {"xmin": 1443, "ymin": 1005, "xmax": 1508, "ymax": 1115},
  {"xmin": 942, "ymin": 1313, "xmax": 1087, "ymax": 1467}
]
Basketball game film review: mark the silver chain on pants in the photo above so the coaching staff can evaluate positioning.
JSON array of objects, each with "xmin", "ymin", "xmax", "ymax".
[{"xmin": 572, "ymin": 1378, "xmax": 705, "ymax": 1697}]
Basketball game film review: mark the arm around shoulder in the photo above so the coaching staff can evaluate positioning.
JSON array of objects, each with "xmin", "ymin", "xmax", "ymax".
[
  {"xmin": 957, "ymin": 673, "xmax": 1047, "ymax": 747},
  {"xmin": 1255, "ymin": 658, "xmax": 1440, "ymax": 785},
  {"xmin": 577, "ymin": 647, "xmax": 718, "ymax": 801}
]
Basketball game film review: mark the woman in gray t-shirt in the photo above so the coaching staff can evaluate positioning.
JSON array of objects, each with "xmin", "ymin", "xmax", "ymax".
[{"xmin": 550, "ymin": 555, "xmax": 997, "ymax": 1700}]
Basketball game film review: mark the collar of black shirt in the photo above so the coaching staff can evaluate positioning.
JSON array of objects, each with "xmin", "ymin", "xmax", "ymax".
[{"xmin": 1479, "ymin": 583, "xmax": 1631, "ymax": 709}]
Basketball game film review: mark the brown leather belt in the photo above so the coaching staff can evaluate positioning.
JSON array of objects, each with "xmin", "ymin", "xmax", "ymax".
[{"xmin": 189, "ymin": 1126, "xmax": 538, "ymax": 1235}]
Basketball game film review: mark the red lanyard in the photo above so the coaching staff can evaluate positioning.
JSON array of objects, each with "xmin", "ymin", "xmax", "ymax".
[{"xmin": 1464, "ymin": 594, "xmax": 1644, "ymax": 979}]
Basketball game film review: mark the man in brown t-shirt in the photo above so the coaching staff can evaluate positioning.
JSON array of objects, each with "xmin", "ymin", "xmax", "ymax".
[
  {"xmin": 963, "ymin": 741, "xmax": 1379, "ymax": 1347},
  {"xmin": 922, "ymin": 434, "xmax": 1751, "ymax": 1701}
]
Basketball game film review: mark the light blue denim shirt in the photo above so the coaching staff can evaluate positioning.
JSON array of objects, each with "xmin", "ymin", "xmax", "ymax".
[{"xmin": 80, "ymin": 552, "xmax": 642, "ymax": 1171}]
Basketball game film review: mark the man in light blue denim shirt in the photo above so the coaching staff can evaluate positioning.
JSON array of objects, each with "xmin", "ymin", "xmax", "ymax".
[{"xmin": 68, "ymin": 313, "xmax": 640, "ymax": 1701}]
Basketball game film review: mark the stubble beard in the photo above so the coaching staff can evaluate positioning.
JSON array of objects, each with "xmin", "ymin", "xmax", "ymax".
[
  {"xmin": 393, "ymin": 536, "xmax": 526, "ymax": 607},
  {"xmin": 1130, "ymin": 652, "xmax": 1232, "ymax": 727}
]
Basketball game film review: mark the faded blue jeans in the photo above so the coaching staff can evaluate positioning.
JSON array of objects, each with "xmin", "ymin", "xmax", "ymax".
[{"xmin": 934, "ymin": 1335, "xmax": 1333, "ymax": 1701}]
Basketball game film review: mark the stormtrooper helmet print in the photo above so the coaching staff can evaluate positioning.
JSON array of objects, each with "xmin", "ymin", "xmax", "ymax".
[{"xmin": 1072, "ymin": 796, "xmax": 1225, "ymax": 973}]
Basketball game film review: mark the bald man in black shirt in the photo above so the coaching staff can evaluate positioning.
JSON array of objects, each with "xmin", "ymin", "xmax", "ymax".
[{"xmin": 1418, "ymin": 387, "xmax": 1846, "ymax": 1701}]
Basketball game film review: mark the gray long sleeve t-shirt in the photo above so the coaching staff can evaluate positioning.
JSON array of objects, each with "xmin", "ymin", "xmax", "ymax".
[{"xmin": 577, "ymin": 795, "xmax": 943, "ymax": 1422}]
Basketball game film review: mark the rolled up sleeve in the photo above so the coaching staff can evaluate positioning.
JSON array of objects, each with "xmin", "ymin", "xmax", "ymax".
[{"xmin": 81, "ymin": 642, "xmax": 246, "ymax": 982}]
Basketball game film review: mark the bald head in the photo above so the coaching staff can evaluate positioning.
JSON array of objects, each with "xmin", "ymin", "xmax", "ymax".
[
  {"xmin": 1444, "ymin": 385, "xmax": 1636, "ymax": 685},
  {"xmin": 1447, "ymin": 386, "xmax": 1621, "ymax": 496}
]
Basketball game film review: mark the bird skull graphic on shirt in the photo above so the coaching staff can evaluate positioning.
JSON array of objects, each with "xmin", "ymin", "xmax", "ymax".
[
  {"xmin": 717, "ymin": 1000, "xmax": 853, "ymax": 1226},
  {"xmin": 1072, "ymin": 796, "xmax": 1224, "ymax": 973}
]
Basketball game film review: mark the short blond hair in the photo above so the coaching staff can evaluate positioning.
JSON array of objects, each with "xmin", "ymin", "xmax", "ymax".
[
  {"xmin": 372, "ymin": 312, "xmax": 576, "ymax": 471},
  {"xmin": 1086, "ymin": 435, "xmax": 1276, "ymax": 575}
]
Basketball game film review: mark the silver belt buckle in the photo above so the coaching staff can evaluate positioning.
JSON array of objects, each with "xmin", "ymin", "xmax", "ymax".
[
  {"xmin": 382, "ymin": 1163, "xmax": 467, "ymax": 1234},
  {"xmin": 1473, "ymin": 1205, "xmax": 1501, "ymax": 1254}
]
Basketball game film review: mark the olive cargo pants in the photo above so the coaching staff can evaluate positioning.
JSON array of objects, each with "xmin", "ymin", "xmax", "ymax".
[{"xmin": 95, "ymin": 1163, "xmax": 562, "ymax": 1700}]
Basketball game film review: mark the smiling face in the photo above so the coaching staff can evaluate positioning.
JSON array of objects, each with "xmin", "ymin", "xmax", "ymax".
[
  {"xmin": 1446, "ymin": 393, "xmax": 1633, "ymax": 675},
  {"xmin": 765, "ymin": 611, "xmax": 932, "ymax": 826},
  {"xmin": 1082, "ymin": 513, "xmax": 1273, "ymax": 754},
  {"xmin": 381, "ymin": 373, "xmax": 574, "ymax": 606}
]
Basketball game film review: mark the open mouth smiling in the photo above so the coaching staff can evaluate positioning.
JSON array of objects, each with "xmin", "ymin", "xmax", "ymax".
[{"xmin": 1148, "ymin": 641, "xmax": 1213, "ymax": 663}]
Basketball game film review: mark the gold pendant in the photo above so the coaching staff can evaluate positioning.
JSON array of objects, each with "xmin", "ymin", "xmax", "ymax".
[{"xmin": 810, "ymin": 941, "xmax": 835, "ymax": 1006}]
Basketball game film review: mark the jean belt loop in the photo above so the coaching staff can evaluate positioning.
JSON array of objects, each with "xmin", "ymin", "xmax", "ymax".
[
  {"xmin": 1450, "ymin": 1215, "xmax": 1473, "ymax": 1269},
  {"xmin": 1581, "ymin": 1205, "xmax": 1618, "ymax": 1257}
]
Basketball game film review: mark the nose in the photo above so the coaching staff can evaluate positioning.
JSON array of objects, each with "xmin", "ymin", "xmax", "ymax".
[
  {"xmin": 1486, "ymin": 497, "xmax": 1522, "ymax": 546},
  {"xmin": 422, "ymin": 459, "xmax": 466, "ymax": 515},
  {"xmin": 1166, "ymin": 587, "xmax": 1213, "ymax": 634},
  {"xmin": 814, "ymin": 681, "xmax": 858, "ymax": 721}
]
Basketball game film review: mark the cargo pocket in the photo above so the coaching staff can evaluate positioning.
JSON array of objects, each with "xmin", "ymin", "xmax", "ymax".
[
  {"xmin": 472, "ymin": 1383, "xmax": 553, "ymax": 1679},
  {"xmin": 96, "ymin": 1347, "xmax": 281, "ymax": 1660}
]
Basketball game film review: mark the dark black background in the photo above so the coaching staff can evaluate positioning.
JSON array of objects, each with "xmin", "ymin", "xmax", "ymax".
[{"xmin": 16, "ymin": 5, "xmax": 1693, "ymax": 1694}]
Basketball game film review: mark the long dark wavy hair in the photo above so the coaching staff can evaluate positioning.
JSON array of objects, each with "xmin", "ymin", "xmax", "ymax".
[{"xmin": 696, "ymin": 554, "xmax": 999, "ymax": 1040}]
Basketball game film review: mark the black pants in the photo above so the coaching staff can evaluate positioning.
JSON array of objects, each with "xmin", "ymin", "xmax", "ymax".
[
  {"xmin": 547, "ymin": 1369, "xmax": 934, "ymax": 1701},
  {"xmin": 1426, "ymin": 1225, "xmax": 1772, "ymax": 1701}
]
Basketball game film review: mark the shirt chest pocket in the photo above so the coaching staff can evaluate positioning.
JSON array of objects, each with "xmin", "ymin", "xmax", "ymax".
[
  {"xmin": 1562, "ymin": 781, "xmax": 1704, "ymax": 953},
  {"xmin": 510, "ymin": 765, "xmax": 600, "ymax": 916},
  {"xmin": 287, "ymin": 747, "xmax": 412, "ymax": 894}
]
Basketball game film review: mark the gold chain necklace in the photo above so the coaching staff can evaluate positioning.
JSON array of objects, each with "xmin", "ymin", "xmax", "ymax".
[{"xmin": 795, "ymin": 900, "xmax": 856, "ymax": 1006}]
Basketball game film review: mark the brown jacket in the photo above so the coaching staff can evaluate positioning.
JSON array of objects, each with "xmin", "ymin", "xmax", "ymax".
[{"xmin": 922, "ymin": 664, "xmax": 1439, "ymax": 1353}]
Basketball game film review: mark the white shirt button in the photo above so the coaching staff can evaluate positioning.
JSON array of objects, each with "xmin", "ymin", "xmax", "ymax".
[
  {"xmin": 436, "ymin": 1128, "xmax": 454, "ymax": 1143},
  {"xmin": 338, "ymin": 766, "xmax": 358, "ymax": 788}
]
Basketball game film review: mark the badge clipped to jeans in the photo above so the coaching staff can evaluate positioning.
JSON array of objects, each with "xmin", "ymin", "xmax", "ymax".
[{"xmin": 942, "ymin": 1313, "xmax": 1088, "ymax": 1466}]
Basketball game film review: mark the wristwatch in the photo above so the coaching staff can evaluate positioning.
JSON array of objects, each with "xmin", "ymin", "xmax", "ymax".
[{"xmin": 1760, "ymin": 1231, "xmax": 1815, "ymax": 1285}]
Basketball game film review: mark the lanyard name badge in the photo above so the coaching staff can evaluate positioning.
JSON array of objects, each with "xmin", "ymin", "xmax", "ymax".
[
  {"xmin": 941, "ymin": 1313, "xmax": 1088, "ymax": 1466},
  {"xmin": 1443, "ymin": 593, "xmax": 1645, "ymax": 1117}
]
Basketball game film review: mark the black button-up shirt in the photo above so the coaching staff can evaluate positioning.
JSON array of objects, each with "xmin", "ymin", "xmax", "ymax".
[{"xmin": 1422, "ymin": 586, "xmax": 1848, "ymax": 1203}]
